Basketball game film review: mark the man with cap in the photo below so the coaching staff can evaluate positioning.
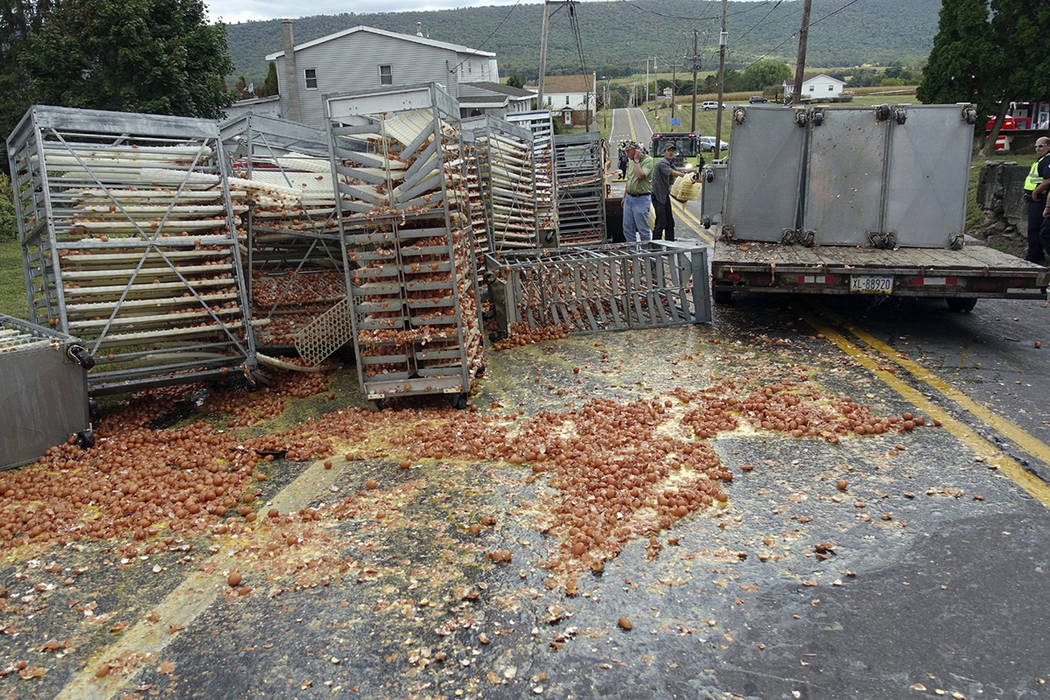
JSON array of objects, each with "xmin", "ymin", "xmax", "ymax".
[
  {"xmin": 621, "ymin": 140, "xmax": 654, "ymax": 245},
  {"xmin": 652, "ymin": 142, "xmax": 690, "ymax": 241}
]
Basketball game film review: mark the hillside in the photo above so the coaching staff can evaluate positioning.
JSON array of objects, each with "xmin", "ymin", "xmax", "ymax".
[{"xmin": 222, "ymin": 0, "xmax": 939, "ymax": 85}]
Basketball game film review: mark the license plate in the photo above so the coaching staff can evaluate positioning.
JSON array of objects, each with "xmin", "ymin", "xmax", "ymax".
[{"xmin": 850, "ymin": 275, "xmax": 893, "ymax": 294}]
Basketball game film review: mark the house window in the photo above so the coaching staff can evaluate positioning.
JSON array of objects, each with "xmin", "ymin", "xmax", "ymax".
[
  {"xmin": 304, "ymin": 68, "xmax": 317, "ymax": 90},
  {"xmin": 379, "ymin": 65, "xmax": 392, "ymax": 85},
  {"xmin": 565, "ymin": 96, "xmax": 570, "ymax": 106},
  {"xmin": 828, "ymin": 85, "xmax": 834, "ymax": 92}
]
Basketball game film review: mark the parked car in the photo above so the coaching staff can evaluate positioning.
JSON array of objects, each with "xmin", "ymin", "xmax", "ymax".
[
  {"xmin": 748, "ymin": 95, "xmax": 769, "ymax": 104},
  {"xmin": 701, "ymin": 101, "xmax": 720, "ymax": 111},
  {"xmin": 699, "ymin": 136, "xmax": 728, "ymax": 153}
]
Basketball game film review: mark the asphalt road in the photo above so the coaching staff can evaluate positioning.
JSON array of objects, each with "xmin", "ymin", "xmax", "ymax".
[{"xmin": 0, "ymin": 113, "xmax": 1048, "ymax": 699}]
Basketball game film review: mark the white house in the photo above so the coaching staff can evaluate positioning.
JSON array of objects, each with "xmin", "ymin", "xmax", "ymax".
[
  {"xmin": 540, "ymin": 74, "xmax": 597, "ymax": 113},
  {"xmin": 264, "ymin": 21, "xmax": 510, "ymax": 127},
  {"xmin": 783, "ymin": 74, "xmax": 846, "ymax": 100}
]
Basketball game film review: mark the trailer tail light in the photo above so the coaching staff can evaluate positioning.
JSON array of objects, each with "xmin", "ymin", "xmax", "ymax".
[
  {"xmin": 797, "ymin": 275, "xmax": 836, "ymax": 284},
  {"xmin": 911, "ymin": 276, "xmax": 958, "ymax": 286},
  {"xmin": 727, "ymin": 273, "xmax": 742, "ymax": 281},
  {"xmin": 1011, "ymin": 278, "xmax": 1033, "ymax": 287},
  {"xmin": 967, "ymin": 279, "xmax": 1003, "ymax": 292}
]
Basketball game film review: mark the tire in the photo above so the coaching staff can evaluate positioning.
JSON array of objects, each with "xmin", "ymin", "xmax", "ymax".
[
  {"xmin": 946, "ymin": 297, "xmax": 977, "ymax": 313},
  {"xmin": 713, "ymin": 289, "xmax": 733, "ymax": 305}
]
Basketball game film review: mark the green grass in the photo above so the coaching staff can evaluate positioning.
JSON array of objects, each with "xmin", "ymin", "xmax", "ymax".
[{"xmin": 0, "ymin": 240, "xmax": 27, "ymax": 319}]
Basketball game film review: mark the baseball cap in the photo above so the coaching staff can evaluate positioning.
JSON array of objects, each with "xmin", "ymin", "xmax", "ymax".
[
  {"xmin": 623, "ymin": 140, "xmax": 640, "ymax": 151},
  {"xmin": 662, "ymin": 143, "xmax": 677, "ymax": 152}
]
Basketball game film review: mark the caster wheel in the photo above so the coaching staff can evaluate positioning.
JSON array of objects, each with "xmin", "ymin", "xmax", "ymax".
[
  {"xmin": 75, "ymin": 430, "xmax": 95, "ymax": 449},
  {"xmin": 366, "ymin": 399, "xmax": 385, "ymax": 411},
  {"xmin": 450, "ymin": 393, "xmax": 469, "ymax": 410}
]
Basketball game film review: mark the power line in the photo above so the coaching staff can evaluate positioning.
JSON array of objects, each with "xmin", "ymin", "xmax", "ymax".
[
  {"xmin": 737, "ymin": 0, "xmax": 866, "ymax": 72},
  {"xmin": 737, "ymin": 0, "xmax": 783, "ymax": 43},
  {"xmin": 449, "ymin": 0, "xmax": 526, "ymax": 75},
  {"xmin": 619, "ymin": 0, "xmax": 773, "ymax": 23}
]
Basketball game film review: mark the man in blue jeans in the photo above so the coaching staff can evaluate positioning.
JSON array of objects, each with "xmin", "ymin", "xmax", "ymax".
[{"xmin": 621, "ymin": 140, "xmax": 654, "ymax": 245}]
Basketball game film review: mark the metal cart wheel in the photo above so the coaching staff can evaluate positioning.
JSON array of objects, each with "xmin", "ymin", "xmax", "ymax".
[
  {"xmin": 450, "ymin": 393, "xmax": 470, "ymax": 410},
  {"xmin": 366, "ymin": 399, "xmax": 386, "ymax": 412}
]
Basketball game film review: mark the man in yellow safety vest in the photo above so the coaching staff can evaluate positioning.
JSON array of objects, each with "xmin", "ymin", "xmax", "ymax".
[{"xmin": 1024, "ymin": 137, "xmax": 1050, "ymax": 263}]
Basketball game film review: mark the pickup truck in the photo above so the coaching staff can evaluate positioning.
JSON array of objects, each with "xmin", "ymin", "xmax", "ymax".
[{"xmin": 703, "ymin": 103, "xmax": 1048, "ymax": 309}]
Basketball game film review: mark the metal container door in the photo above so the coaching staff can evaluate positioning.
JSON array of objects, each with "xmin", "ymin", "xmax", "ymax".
[
  {"xmin": 700, "ymin": 163, "xmax": 727, "ymax": 228},
  {"xmin": 804, "ymin": 107, "xmax": 890, "ymax": 246},
  {"xmin": 884, "ymin": 105, "xmax": 973, "ymax": 248},
  {"xmin": 723, "ymin": 106, "xmax": 807, "ymax": 242}
]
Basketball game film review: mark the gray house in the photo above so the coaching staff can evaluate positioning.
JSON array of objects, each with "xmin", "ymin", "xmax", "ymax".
[{"xmin": 265, "ymin": 22, "xmax": 523, "ymax": 128}]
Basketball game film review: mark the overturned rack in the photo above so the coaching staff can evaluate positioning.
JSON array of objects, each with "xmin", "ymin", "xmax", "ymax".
[
  {"xmin": 313, "ymin": 84, "xmax": 485, "ymax": 407},
  {"xmin": 463, "ymin": 115, "xmax": 540, "ymax": 254},
  {"xmin": 506, "ymin": 110, "xmax": 558, "ymax": 246},
  {"xmin": 6, "ymin": 105, "xmax": 255, "ymax": 394},
  {"xmin": 220, "ymin": 114, "xmax": 346, "ymax": 348},
  {"xmin": 553, "ymin": 132, "xmax": 607, "ymax": 246},
  {"xmin": 484, "ymin": 241, "xmax": 711, "ymax": 336}
]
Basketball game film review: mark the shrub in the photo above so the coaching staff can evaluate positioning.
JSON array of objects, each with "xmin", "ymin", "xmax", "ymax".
[{"xmin": 0, "ymin": 174, "xmax": 16, "ymax": 242}]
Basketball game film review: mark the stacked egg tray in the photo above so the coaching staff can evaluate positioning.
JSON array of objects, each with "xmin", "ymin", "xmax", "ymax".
[
  {"xmin": 457, "ymin": 125, "xmax": 491, "ymax": 283},
  {"xmin": 553, "ymin": 132, "xmax": 607, "ymax": 246},
  {"xmin": 325, "ymin": 91, "xmax": 485, "ymax": 407},
  {"xmin": 506, "ymin": 110, "xmax": 558, "ymax": 246},
  {"xmin": 465, "ymin": 115, "xmax": 540, "ymax": 253},
  {"xmin": 483, "ymin": 241, "xmax": 711, "ymax": 336},
  {"xmin": 220, "ymin": 114, "xmax": 345, "ymax": 348},
  {"xmin": 6, "ymin": 105, "xmax": 256, "ymax": 395}
]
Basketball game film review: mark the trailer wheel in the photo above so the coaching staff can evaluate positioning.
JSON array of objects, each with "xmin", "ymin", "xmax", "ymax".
[
  {"xmin": 946, "ymin": 297, "xmax": 977, "ymax": 313},
  {"xmin": 713, "ymin": 289, "xmax": 733, "ymax": 305}
]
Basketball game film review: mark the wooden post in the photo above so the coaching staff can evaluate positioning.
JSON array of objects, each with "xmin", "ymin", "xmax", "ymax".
[
  {"xmin": 714, "ymin": 0, "xmax": 727, "ymax": 160},
  {"xmin": 690, "ymin": 30, "xmax": 699, "ymax": 134},
  {"xmin": 538, "ymin": 1, "xmax": 551, "ymax": 109},
  {"xmin": 791, "ymin": 0, "xmax": 813, "ymax": 105}
]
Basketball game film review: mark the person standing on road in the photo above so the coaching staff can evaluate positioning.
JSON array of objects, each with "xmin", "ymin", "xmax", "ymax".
[
  {"xmin": 617, "ymin": 142, "xmax": 628, "ymax": 180},
  {"xmin": 1023, "ymin": 136, "xmax": 1050, "ymax": 263},
  {"xmin": 652, "ymin": 143, "xmax": 689, "ymax": 241},
  {"xmin": 621, "ymin": 140, "xmax": 654, "ymax": 245}
]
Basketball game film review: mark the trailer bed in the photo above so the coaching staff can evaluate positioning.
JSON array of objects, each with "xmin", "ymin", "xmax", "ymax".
[{"xmin": 712, "ymin": 241, "xmax": 1048, "ymax": 305}]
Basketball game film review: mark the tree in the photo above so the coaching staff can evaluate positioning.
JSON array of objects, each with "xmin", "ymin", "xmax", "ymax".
[
  {"xmin": 0, "ymin": 1, "xmax": 54, "ymax": 166},
  {"xmin": 261, "ymin": 61, "xmax": 279, "ymax": 97},
  {"xmin": 919, "ymin": 0, "xmax": 1050, "ymax": 153},
  {"xmin": 917, "ymin": 0, "xmax": 998, "ymax": 110},
  {"xmin": 742, "ymin": 61, "xmax": 792, "ymax": 92},
  {"xmin": 26, "ymin": 0, "xmax": 235, "ymax": 118},
  {"xmin": 505, "ymin": 73, "xmax": 524, "ymax": 89}
]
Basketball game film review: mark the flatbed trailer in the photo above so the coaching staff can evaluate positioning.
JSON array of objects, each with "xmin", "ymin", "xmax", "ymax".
[{"xmin": 711, "ymin": 240, "xmax": 1048, "ymax": 310}]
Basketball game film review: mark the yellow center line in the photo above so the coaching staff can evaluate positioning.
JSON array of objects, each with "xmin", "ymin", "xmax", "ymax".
[
  {"xmin": 57, "ymin": 457, "xmax": 345, "ymax": 699},
  {"xmin": 801, "ymin": 311, "xmax": 1050, "ymax": 509},
  {"xmin": 671, "ymin": 198, "xmax": 715, "ymax": 244},
  {"xmin": 815, "ymin": 304, "xmax": 1050, "ymax": 471}
]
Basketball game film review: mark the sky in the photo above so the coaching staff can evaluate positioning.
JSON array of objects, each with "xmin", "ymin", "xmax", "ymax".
[{"xmin": 205, "ymin": 0, "xmax": 764, "ymax": 25}]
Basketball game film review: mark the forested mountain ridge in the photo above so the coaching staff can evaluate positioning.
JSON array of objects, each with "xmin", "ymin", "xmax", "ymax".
[{"xmin": 221, "ymin": 0, "xmax": 939, "ymax": 85}]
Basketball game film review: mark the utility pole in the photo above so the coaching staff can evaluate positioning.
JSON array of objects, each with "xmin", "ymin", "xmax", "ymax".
[
  {"xmin": 645, "ymin": 57, "xmax": 650, "ymax": 110},
  {"xmin": 690, "ymin": 29, "xmax": 699, "ymax": 133},
  {"xmin": 537, "ymin": 1, "xmax": 552, "ymax": 109},
  {"xmin": 671, "ymin": 59, "xmax": 677, "ymax": 131},
  {"xmin": 714, "ymin": 0, "xmax": 727, "ymax": 160},
  {"xmin": 791, "ymin": 0, "xmax": 813, "ymax": 104}
]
